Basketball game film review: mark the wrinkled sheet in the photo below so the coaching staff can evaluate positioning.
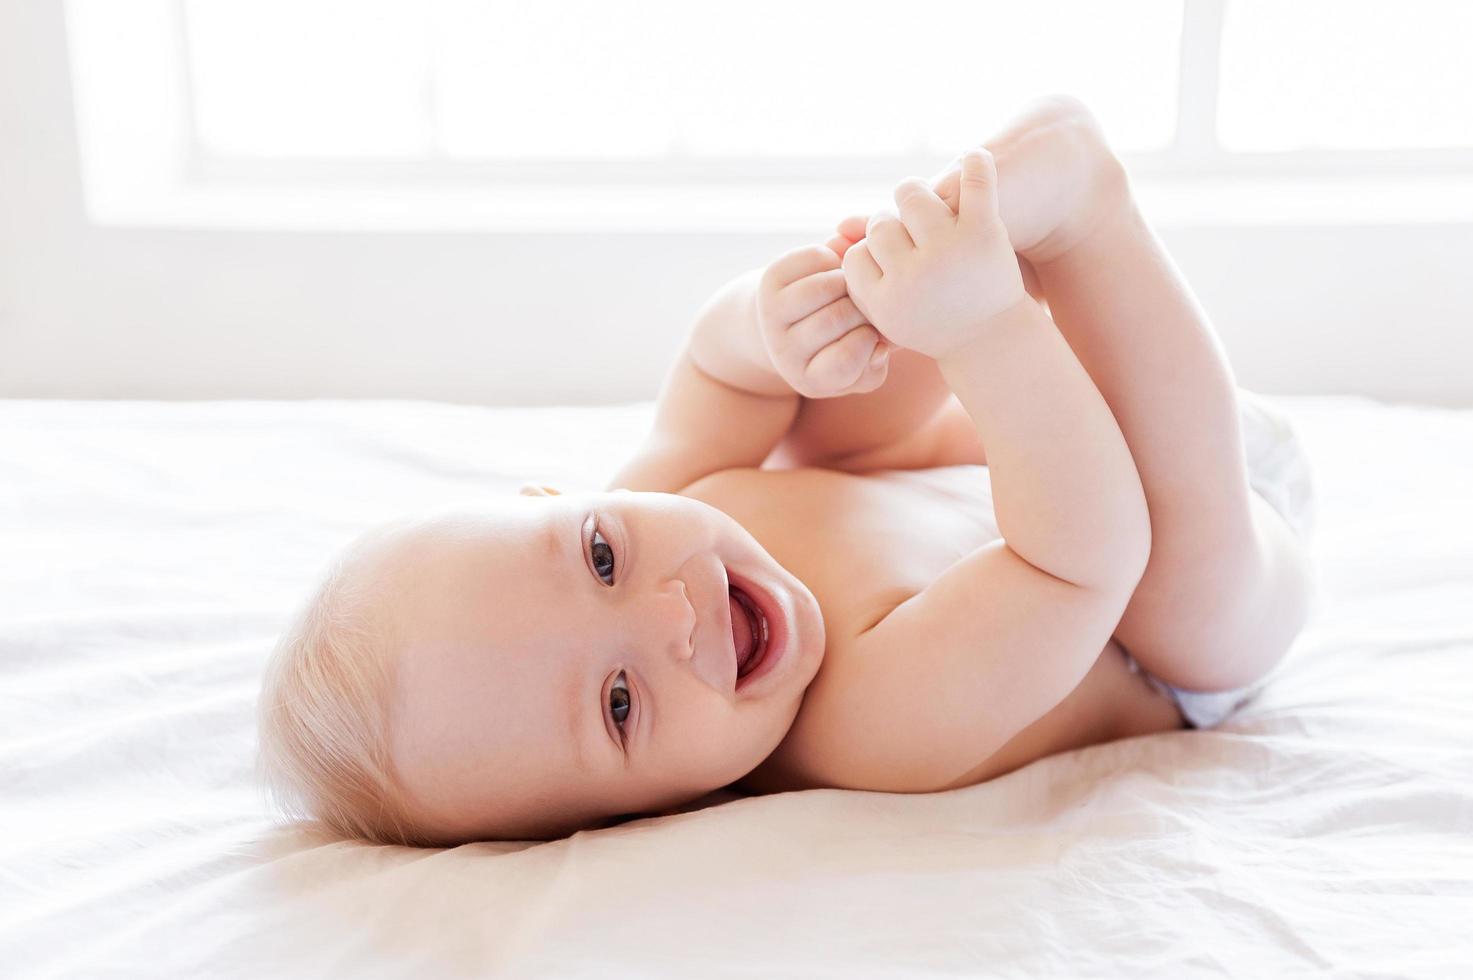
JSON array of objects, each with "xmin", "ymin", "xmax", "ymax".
[{"xmin": 2, "ymin": 396, "xmax": 1470, "ymax": 979}]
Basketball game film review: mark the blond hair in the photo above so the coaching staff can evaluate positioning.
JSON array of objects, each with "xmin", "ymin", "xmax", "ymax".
[
  {"xmin": 255, "ymin": 553, "xmax": 429, "ymax": 847},
  {"xmin": 256, "ymin": 518, "xmax": 628, "ymax": 847}
]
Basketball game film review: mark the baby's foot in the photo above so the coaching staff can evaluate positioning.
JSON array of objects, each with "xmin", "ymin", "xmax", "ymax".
[{"xmin": 932, "ymin": 96, "xmax": 1130, "ymax": 265}]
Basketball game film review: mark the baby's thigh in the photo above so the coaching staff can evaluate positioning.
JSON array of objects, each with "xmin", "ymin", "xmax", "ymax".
[
  {"xmin": 1113, "ymin": 390, "xmax": 1317, "ymax": 690},
  {"xmin": 963, "ymin": 637, "xmax": 1184, "ymax": 786}
]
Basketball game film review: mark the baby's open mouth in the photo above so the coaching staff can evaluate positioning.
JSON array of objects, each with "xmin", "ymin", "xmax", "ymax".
[{"xmin": 727, "ymin": 582, "xmax": 769, "ymax": 679}]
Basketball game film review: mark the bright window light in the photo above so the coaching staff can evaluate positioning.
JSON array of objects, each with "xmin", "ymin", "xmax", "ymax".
[
  {"xmin": 66, "ymin": 0, "xmax": 1473, "ymax": 230},
  {"xmin": 1218, "ymin": 0, "xmax": 1473, "ymax": 152},
  {"xmin": 185, "ymin": 0, "xmax": 432, "ymax": 158},
  {"xmin": 184, "ymin": 0, "xmax": 1183, "ymax": 162}
]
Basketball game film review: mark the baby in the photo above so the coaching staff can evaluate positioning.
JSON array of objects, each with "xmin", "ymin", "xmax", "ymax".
[{"xmin": 257, "ymin": 97, "xmax": 1317, "ymax": 846}]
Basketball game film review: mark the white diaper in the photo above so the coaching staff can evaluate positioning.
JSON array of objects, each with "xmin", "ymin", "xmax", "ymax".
[
  {"xmin": 1237, "ymin": 387, "xmax": 1318, "ymax": 545},
  {"xmin": 1145, "ymin": 672, "xmax": 1264, "ymax": 730}
]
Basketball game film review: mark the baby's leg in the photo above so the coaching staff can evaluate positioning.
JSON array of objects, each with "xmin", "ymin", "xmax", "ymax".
[{"xmin": 994, "ymin": 101, "xmax": 1314, "ymax": 692}]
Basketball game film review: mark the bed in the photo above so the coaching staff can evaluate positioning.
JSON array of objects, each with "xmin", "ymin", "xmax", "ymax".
[{"xmin": 2, "ymin": 395, "xmax": 1470, "ymax": 978}]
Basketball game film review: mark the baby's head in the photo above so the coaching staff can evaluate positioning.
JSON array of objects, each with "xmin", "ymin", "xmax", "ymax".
[{"xmin": 257, "ymin": 485, "xmax": 826, "ymax": 845}]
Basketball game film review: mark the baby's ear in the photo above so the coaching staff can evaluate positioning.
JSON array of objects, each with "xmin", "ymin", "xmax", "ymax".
[{"xmin": 517, "ymin": 483, "xmax": 561, "ymax": 497}]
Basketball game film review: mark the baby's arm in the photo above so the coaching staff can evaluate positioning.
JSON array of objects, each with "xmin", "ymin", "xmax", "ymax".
[
  {"xmin": 793, "ymin": 152, "xmax": 1152, "ymax": 790},
  {"xmin": 615, "ymin": 224, "xmax": 1000, "ymax": 492},
  {"xmin": 605, "ymin": 267, "xmax": 796, "ymax": 493},
  {"xmin": 612, "ymin": 99, "xmax": 1115, "ymax": 494},
  {"xmin": 607, "ymin": 245, "xmax": 891, "ymax": 492}
]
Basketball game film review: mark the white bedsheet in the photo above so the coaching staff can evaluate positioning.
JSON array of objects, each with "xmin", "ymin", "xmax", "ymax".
[{"xmin": 2, "ymin": 396, "xmax": 1470, "ymax": 978}]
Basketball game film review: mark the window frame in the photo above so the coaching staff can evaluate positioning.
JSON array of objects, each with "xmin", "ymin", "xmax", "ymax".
[{"xmin": 65, "ymin": 0, "xmax": 1473, "ymax": 232}]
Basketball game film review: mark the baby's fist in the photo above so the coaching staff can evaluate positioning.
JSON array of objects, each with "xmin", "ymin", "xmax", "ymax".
[
  {"xmin": 756, "ymin": 243, "xmax": 891, "ymax": 399},
  {"xmin": 842, "ymin": 149, "xmax": 1027, "ymax": 362}
]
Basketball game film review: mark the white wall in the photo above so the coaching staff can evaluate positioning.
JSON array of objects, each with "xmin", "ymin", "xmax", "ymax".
[{"xmin": 3, "ymin": 1, "xmax": 1470, "ymax": 408}]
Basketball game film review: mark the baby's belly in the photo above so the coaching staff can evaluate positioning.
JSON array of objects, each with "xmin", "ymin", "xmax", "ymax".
[{"xmin": 935, "ymin": 637, "xmax": 1187, "ymax": 790}]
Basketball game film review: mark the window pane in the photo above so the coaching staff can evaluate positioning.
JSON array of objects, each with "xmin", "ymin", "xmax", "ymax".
[
  {"xmin": 1219, "ymin": 0, "xmax": 1473, "ymax": 151},
  {"xmin": 431, "ymin": 0, "xmax": 675, "ymax": 158},
  {"xmin": 433, "ymin": 0, "xmax": 1182, "ymax": 159},
  {"xmin": 185, "ymin": 0, "xmax": 430, "ymax": 158},
  {"xmin": 185, "ymin": 0, "xmax": 1181, "ymax": 162}
]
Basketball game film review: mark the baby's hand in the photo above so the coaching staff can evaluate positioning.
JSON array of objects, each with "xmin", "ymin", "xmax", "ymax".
[
  {"xmin": 756, "ymin": 243, "xmax": 891, "ymax": 399},
  {"xmin": 841, "ymin": 149, "xmax": 1028, "ymax": 362},
  {"xmin": 825, "ymin": 216, "xmax": 869, "ymax": 259},
  {"xmin": 840, "ymin": 170, "xmax": 1045, "ymax": 308}
]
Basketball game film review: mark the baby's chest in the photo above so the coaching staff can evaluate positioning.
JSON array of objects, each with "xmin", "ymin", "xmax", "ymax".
[
  {"xmin": 790, "ymin": 466, "xmax": 1001, "ymax": 631},
  {"xmin": 706, "ymin": 465, "xmax": 1002, "ymax": 640}
]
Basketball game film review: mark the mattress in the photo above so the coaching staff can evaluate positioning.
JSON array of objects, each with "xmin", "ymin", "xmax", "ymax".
[{"xmin": 2, "ymin": 395, "xmax": 1470, "ymax": 978}]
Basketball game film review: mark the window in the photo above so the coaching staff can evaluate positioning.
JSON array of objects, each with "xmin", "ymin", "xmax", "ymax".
[
  {"xmin": 66, "ymin": 0, "xmax": 1473, "ymax": 230},
  {"xmin": 1219, "ymin": 0, "xmax": 1473, "ymax": 152},
  {"xmin": 182, "ymin": 0, "xmax": 1184, "ymax": 163}
]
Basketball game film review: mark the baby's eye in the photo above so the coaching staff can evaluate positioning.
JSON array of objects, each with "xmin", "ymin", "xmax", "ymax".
[
  {"xmin": 609, "ymin": 671, "xmax": 631, "ymax": 731},
  {"xmin": 590, "ymin": 527, "xmax": 616, "ymax": 585}
]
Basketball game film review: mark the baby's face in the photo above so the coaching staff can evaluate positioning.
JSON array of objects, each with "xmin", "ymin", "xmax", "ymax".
[{"xmin": 355, "ymin": 488, "xmax": 826, "ymax": 841}]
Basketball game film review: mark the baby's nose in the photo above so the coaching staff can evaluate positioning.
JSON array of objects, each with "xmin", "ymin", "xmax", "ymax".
[{"xmin": 652, "ymin": 579, "xmax": 696, "ymax": 662}]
